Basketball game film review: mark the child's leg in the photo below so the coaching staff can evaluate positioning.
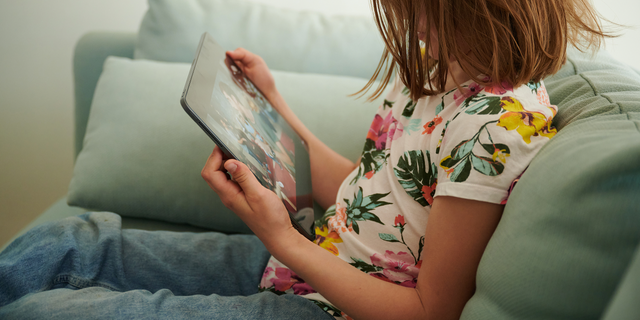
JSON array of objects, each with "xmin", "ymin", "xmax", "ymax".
[
  {"xmin": 0, "ymin": 212, "xmax": 270, "ymax": 306},
  {"xmin": 0, "ymin": 286, "xmax": 332, "ymax": 320}
]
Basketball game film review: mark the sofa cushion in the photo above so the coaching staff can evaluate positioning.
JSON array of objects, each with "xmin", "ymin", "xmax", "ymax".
[
  {"xmin": 134, "ymin": 0, "xmax": 384, "ymax": 79},
  {"xmin": 601, "ymin": 242, "xmax": 640, "ymax": 320},
  {"xmin": 460, "ymin": 49, "xmax": 640, "ymax": 319},
  {"xmin": 67, "ymin": 57, "xmax": 384, "ymax": 232}
]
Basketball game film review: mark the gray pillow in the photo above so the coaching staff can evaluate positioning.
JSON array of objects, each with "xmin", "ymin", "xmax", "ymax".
[{"xmin": 67, "ymin": 57, "xmax": 384, "ymax": 232}]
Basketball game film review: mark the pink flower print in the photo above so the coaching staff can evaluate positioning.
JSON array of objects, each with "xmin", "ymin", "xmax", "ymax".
[
  {"xmin": 366, "ymin": 112, "xmax": 398, "ymax": 150},
  {"xmin": 364, "ymin": 171, "xmax": 375, "ymax": 179},
  {"xmin": 371, "ymin": 250, "xmax": 421, "ymax": 284},
  {"xmin": 454, "ymin": 82, "xmax": 484, "ymax": 106},
  {"xmin": 485, "ymin": 81, "xmax": 514, "ymax": 95},
  {"xmin": 369, "ymin": 272, "xmax": 396, "ymax": 284},
  {"xmin": 535, "ymin": 83, "xmax": 550, "ymax": 105},
  {"xmin": 536, "ymin": 84, "xmax": 559, "ymax": 118},
  {"xmin": 259, "ymin": 266, "xmax": 274, "ymax": 288},
  {"xmin": 292, "ymin": 282, "xmax": 316, "ymax": 295},
  {"xmin": 270, "ymin": 267, "xmax": 316, "ymax": 295},
  {"xmin": 389, "ymin": 120, "xmax": 404, "ymax": 141}
]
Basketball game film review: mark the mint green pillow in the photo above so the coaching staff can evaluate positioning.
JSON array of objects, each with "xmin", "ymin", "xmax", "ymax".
[
  {"xmin": 67, "ymin": 57, "xmax": 384, "ymax": 232},
  {"xmin": 134, "ymin": 0, "xmax": 383, "ymax": 79},
  {"xmin": 461, "ymin": 50, "xmax": 640, "ymax": 319}
]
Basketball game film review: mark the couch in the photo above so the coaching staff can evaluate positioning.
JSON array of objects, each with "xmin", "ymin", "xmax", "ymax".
[{"xmin": 3, "ymin": 0, "xmax": 639, "ymax": 319}]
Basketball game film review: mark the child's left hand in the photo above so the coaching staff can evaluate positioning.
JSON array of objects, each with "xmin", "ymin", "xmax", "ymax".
[{"xmin": 201, "ymin": 146, "xmax": 298, "ymax": 248}]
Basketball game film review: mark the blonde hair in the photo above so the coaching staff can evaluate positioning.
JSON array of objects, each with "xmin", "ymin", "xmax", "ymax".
[{"xmin": 361, "ymin": 0, "xmax": 616, "ymax": 101}]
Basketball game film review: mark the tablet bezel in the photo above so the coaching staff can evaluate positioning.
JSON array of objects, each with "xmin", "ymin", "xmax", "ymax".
[{"xmin": 181, "ymin": 33, "xmax": 315, "ymax": 241}]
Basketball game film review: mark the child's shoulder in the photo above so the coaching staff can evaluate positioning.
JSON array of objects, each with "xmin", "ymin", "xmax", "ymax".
[{"xmin": 451, "ymin": 79, "xmax": 557, "ymax": 119}]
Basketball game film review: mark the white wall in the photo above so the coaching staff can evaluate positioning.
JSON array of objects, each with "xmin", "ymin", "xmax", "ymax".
[
  {"xmin": 1, "ymin": 0, "xmax": 638, "ymax": 247},
  {"xmin": 592, "ymin": 0, "xmax": 640, "ymax": 70},
  {"xmin": 0, "ymin": 0, "xmax": 148, "ymax": 246}
]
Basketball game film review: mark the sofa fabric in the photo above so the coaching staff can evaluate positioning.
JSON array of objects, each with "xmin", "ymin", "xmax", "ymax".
[
  {"xmin": 460, "ymin": 49, "xmax": 640, "ymax": 320},
  {"xmin": 9, "ymin": 0, "xmax": 636, "ymax": 318},
  {"xmin": 67, "ymin": 57, "xmax": 385, "ymax": 232},
  {"xmin": 134, "ymin": 0, "xmax": 385, "ymax": 79}
]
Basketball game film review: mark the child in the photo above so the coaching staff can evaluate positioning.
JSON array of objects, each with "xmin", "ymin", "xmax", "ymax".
[{"xmin": 0, "ymin": 0, "xmax": 609, "ymax": 319}]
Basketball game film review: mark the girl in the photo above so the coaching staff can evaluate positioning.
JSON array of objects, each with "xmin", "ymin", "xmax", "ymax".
[
  {"xmin": 203, "ymin": 0, "xmax": 608, "ymax": 319},
  {"xmin": 0, "ymin": 0, "xmax": 609, "ymax": 319}
]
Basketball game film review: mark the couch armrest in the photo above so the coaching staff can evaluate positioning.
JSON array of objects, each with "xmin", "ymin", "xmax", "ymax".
[{"xmin": 73, "ymin": 32, "xmax": 136, "ymax": 159}]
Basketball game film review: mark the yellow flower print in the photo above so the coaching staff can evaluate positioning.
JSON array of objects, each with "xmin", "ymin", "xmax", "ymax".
[
  {"xmin": 492, "ymin": 147, "xmax": 510, "ymax": 163},
  {"xmin": 314, "ymin": 225, "xmax": 343, "ymax": 256},
  {"xmin": 497, "ymin": 97, "xmax": 557, "ymax": 144}
]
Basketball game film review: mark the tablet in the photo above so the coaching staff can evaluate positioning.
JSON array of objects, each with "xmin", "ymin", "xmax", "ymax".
[{"xmin": 180, "ymin": 33, "xmax": 315, "ymax": 241}]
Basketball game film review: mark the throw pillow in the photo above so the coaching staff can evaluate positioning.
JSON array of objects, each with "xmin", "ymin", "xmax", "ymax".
[{"xmin": 67, "ymin": 57, "xmax": 384, "ymax": 232}]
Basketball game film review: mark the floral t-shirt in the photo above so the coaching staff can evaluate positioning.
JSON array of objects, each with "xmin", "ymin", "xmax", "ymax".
[{"xmin": 259, "ymin": 76, "xmax": 557, "ymax": 319}]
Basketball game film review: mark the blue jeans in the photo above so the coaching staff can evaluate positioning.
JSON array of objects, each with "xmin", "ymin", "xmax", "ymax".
[{"xmin": 0, "ymin": 212, "xmax": 332, "ymax": 320}]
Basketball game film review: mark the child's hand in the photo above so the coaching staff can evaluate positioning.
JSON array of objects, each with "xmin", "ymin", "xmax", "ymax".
[
  {"xmin": 226, "ymin": 48, "xmax": 277, "ymax": 98},
  {"xmin": 201, "ymin": 146, "xmax": 297, "ymax": 248}
]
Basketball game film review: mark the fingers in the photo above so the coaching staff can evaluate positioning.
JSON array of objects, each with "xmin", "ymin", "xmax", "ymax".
[
  {"xmin": 201, "ymin": 147, "xmax": 267, "ymax": 214},
  {"xmin": 223, "ymin": 160, "xmax": 266, "ymax": 199},
  {"xmin": 226, "ymin": 48, "xmax": 264, "ymax": 69},
  {"xmin": 201, "ymin": 147, "xmax": 240, "ymax": 195},
  {"xmin": 226, "ymin": 48, "xmax": 247, "ymax": 60}
]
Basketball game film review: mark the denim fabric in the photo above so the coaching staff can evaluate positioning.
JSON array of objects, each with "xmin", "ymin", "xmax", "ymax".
[{"xmin": 0, "ymin": 212, "xmax": 332, "ymax": 320}]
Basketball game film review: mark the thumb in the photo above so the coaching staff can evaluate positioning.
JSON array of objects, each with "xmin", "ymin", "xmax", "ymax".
[{"xmin": 224, "ymin": 160, "xmax": 264, "ymax": 196}]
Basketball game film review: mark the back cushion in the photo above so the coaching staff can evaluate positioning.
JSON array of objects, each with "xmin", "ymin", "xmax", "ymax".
[
  {"xmin": 134, "ymin": 0, "xmax": 384, "ymax": 79},
  {"xmin": 460, "ymin": 49, "xmax": 640, "ymax": 319}
]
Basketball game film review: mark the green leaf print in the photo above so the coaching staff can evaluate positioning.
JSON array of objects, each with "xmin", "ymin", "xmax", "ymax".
[
  {"xmin": 435, "ymin": 121, "xmax": 450, "ymax": 155},
  {"xmin": 404, "ymin": 118, "xmax": 423, "ymax": 135},
  {"xmin": 435, "ymin": 87, "xmax": 456, "ymax": 116},
  {"xmin": 463, "ymin": 95, "xmax": 504, "ymax": 115},
  {"xmin": 440, "ymin": 156, "xmax": 458, "ymax": 170},
  {"xmin": 402, "ymin": 100, "xmax": 417, "ymax": 118},
  {"xmin": 402, "ymin": 86, "xmax": 410, "ymax": 95},
  {"xmin": 481, "ymin": 143, "xmax": 511, "ymax": 157},
  {"xmin": 379, "ymin": 216, "xmax": 425, "ymax": 264},
  {"xmin": 383, "ymin": 99, "xmax": 395, "ymax": 109},
  {"xmin": 343, "ymin": 187, "xmax": 390, "ymax": 234},
  {"xmin": 451, "ymin": 157, "xmax": 472, "ymax": 182},
  {"xmin": 315, "ymin": 205, "xmax": 336, "ymax": 228},
  {"xmin": 527, "ymin": 80, "xmax": 541, "ymax": 94},
  {"xmin": 350, "ymin": 139, "xmax": 390, "ymax": 184},
  {"xmin": 435, "ymin": 101, "xmax": 444, "ymax": 116},
  {"xmin": 470, "ymin": 154, "xmax": 504, "ymax": 176},
  {"xmin": 394, "ymin": 150, "xmax": 438, "ymax": 207},
  {"xmin": 350, "ymin": 257, "xmax": 384, "ymax": 273},
  {"xmin": 440, "ymin": 119, "xmax": 510, "ymax": 183},
  {"xmin": 311, "ymin": 300, "xmax": 344, "ymax": 318},
  {"xmin": 379, "ymin": 233, "xmax": 401, "ymax": 243},
  {"xmin": 451, "ymin": 138, "xmax": 476, "ymax": 160}
]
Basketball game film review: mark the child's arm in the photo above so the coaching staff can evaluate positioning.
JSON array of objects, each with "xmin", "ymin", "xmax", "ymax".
[
  {"xmin": 202, "ymin": 147, "xmax": 503, "ymax": 320},
  {"xmin": 227, "ymin": 48, "xmax": 358, "ymax": 209}
]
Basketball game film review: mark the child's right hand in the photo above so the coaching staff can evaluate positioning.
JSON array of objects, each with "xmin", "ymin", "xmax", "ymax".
[{"xmin": 226, "ymin": 48, "xmax": 277, "ymax": 99}]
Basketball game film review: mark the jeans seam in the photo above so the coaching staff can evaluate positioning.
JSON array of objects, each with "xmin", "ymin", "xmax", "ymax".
[{"xmin": 52, "ymin": 274, "xmax": 119, "ymax": 292}]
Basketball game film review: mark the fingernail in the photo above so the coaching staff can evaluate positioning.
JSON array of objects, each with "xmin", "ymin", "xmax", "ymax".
[{"xmin": 225, "ymin": 162, "xmax": 237, "ymax": 174}]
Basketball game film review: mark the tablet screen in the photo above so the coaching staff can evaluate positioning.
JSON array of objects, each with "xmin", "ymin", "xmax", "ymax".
[{"xmin": 181, "ymin": 33, "xmax": 315, "ymax": 240}]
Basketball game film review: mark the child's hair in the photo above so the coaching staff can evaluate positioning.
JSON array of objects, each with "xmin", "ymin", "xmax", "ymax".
[{"xmin": 361, "ymin": 0, "xmax": 615, "ymax": 101}]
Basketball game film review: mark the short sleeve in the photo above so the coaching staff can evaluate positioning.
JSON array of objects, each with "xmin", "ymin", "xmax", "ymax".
[{"xmin": 434, "ymin": 86, "xmax": 557, "ymax": 204}]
